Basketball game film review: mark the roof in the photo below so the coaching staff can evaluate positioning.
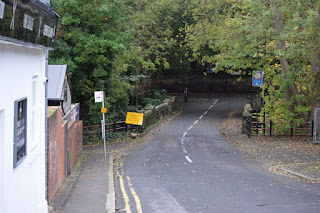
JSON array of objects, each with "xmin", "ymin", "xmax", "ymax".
[{"xmin": 47, "ymin": 65, "xmax": 69, "ymax": 101}]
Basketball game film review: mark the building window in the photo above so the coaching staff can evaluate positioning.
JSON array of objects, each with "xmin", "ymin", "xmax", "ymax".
[{"xmin": 13, "ymin": 98, "xmax": 27, "ymax": 168}]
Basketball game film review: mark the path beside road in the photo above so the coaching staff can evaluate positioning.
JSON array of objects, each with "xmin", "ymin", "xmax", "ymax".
[{"xmin": 50, "ymin": 145, "xmax": 115, "ymax": 213}]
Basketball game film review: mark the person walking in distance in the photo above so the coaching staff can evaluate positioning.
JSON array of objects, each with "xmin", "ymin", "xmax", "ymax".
[{"xmin": 184, "ymin": 87, "xmax": 189, "ymax": 103}]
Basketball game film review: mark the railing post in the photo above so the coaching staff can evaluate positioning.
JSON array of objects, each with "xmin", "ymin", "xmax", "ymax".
[
  {"xmin": 312, "ymin": 120, "xmax": 314, "ymax": 137},
  {"xmin": 125, "ymin": 123, "xmax": 128, "ymax": 132},
  {"xmin": 290, "ymin": 122, "xmax": 293, "ymax": 137},
  {"xmin": 246, "ymin": 118, "xmax": 251, "ymax": 138},
  {"xmin": 113, "ymin": 121, "xmax": 116, "ymax": 133},
  {"xmin": 263, "ymin": 112, "xmax": 266, "ymax": 135},
  {"xmin": 270, "ymin": 120, "xmax": 272, "ymax": 137}
]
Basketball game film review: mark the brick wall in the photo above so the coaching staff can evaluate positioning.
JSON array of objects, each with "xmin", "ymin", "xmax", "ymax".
[
  {"xmin": 68, "ymin": 120, "xmax": 83, "ymax": 170},
  {"xmin": 47, "ymin": 106, "xmax": 83, "ymax": 203}
]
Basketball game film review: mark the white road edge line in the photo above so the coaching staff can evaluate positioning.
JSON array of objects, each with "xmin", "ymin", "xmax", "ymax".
[
  {"xmin": 209, "ymin": 105, "xmax": 213, "ymax": 110},
  {"xmin": 204, "ymin": 111, "xmax": 208, "ymax": 115},
  {"xmin": 188, "ymin": 126, "xmax": 193, "ymax": 131},
  {"xmin": 194, "ymin": 120, "xmax": 199, "ymax": 125},
  {"xmin": 214, "ymin": 99, "xmax": 219, "ymax": 104},
  {"xmin": 199, "ymin": 115, "xmax": 203, "ymax": 120},
  {"xmin": 185, "ymin": 156, "xmax": 192, "ymax": 163}
]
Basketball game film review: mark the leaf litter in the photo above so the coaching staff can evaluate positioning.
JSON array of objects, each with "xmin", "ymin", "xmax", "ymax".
[{"xmin": 220, "ymin": 110, "xmax": 320, "ymax": 184}]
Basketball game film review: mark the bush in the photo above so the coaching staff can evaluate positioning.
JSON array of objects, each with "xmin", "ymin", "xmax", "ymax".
[{"xmin": 142, "ymin": 89, "xmax": 167, "ymax": 107}]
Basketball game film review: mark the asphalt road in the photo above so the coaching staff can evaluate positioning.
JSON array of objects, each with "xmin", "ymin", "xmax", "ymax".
[{"xmin": 115, "ymin": 95, "xmax": 320, "ymax": 213}]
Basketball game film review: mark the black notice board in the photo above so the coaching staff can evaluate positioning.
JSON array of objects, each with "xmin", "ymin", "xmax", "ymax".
[{"xmin": 13, "ymin": 98, "xmax": 27, "ymax": 168}]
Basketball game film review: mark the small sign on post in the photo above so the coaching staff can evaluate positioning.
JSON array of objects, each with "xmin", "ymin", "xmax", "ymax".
[
  {"xmin": 95, "ymin": 91, "xmax": 104, "ymax": 103},
  {"xmin": 252, "ymin": 70, "xmax": 263, "ymax": 87},
  {"xmin": 101, "ymin": 108, "xmax": 107, "ymax": 113}
]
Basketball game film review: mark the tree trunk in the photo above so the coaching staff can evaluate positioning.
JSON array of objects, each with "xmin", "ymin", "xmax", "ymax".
[
  {"xmin": 271, "ymin": 2, "xmax": 308, "ymax": 120},
  {"xmin": 309, "ymin": 5, "xmax": 320, "ymax": 121}
]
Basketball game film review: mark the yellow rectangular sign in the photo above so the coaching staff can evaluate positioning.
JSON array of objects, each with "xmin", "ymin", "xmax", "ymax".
[
  {"xmin": 125, "ymin": 112, "xmax": 144, "ymax": 126},
  {"xmin": 101, "ymin": 108, "xmax": 107, "ymax": 113}
]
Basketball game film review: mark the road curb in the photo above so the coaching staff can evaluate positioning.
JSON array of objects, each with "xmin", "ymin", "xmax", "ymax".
[
  {"xmin": 106, "ymin": 153, "xmax": 115, "ymax": 213},
  {"xmin": 280, "ymin": 168, "xmax": 320, "ymax": 185},
  {"xmin": 271, "ymin": 167, "xmax": 320, "ymax": 185}
]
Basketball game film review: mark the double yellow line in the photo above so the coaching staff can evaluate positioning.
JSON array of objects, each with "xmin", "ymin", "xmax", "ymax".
[{"xmin": 117, "ymin": 170, "xmax": 143, "ymax": 213}]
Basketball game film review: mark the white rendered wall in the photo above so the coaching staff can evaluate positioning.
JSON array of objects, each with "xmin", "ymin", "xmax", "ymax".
[{"xmin": 0, "ymin": 42, "xmax": 48, "ymax": 213}]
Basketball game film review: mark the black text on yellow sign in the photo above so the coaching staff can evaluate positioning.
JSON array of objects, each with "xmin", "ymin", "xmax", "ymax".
[
  {"xmin": 101, "ymin": 108, "xmax": 107, "ymax": 113},
  {"xmin": 125, "ymin": 112, "xmax": 144, "ymax": 126}
]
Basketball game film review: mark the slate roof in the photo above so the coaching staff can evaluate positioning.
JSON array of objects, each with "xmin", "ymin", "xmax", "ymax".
[{"xmin": 47, "ymin": 65, "xmax": 68, "ymax": 101}]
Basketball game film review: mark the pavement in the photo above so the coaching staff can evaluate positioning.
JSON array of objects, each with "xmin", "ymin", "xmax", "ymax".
[{"xmin": 50, "ymin": 145, "xmax": 115, "ymax": 213}]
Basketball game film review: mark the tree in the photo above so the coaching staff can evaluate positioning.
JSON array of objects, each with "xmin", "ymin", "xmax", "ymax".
[
  {"xmin": 50, "ymin": 0, "xmax": 130, "ymax": 124},
  {"xmin": 183, "ymin": 0, "xmax": 320, "ymax": 123}
]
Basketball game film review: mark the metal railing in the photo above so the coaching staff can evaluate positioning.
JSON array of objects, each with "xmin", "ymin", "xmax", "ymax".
[
  {"xmin": 246, "ymin": 119, "xmax": 314, "ymax": 138},
  {"xmin": 83, "ymin": 98, "xmax": 179, "ymax": 144}
]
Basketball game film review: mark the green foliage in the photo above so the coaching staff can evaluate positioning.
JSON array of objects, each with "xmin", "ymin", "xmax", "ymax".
[
  {"xmin": 50, "ymin": 0, "xmax": 130, "ymax": 125},
  {"xmin": 50, "ymin": 0, "xmax": 320, "ymax": 134},
  {"xmin": 142, "ymin": 89, "xmax": 168, "ymax": 107},
  {"xmin": 183, "ymin": 0, "xmax": 320, "ymax": 124}
]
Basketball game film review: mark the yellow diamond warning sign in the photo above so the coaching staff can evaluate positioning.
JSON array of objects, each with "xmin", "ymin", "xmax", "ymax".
[{"xmin": 125, "ymin": 112, "xmax": 144, "ymax": 126}]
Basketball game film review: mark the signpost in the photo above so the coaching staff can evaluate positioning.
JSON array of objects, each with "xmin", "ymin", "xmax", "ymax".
[
  {"xmin": 94, "ymin": 91, "xmax": 107, "ymax": 160},
  {"xmin": 252, "ymin": 70, "xmax": 263, "ymax": 87}
]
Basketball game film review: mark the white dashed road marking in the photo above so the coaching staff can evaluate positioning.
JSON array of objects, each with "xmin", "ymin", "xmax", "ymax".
[
  {"xmin": 181, "ymin": 99, "xmax": 219, "ymax": 163},
  {"xmin": 185, "ymin": 156, "xmax": 193, "ymax": 163}
]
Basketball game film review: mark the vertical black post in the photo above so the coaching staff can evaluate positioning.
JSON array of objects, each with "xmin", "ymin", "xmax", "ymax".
[
  {"xmin": 263, "ymin": 112, "xmax": 266, "ymax": 135},
  {"xmin": 247, "ymin": 118, "xmax": 251, "ymax": 138},
  {"xmin": 312, "ymin": 120, "xmax": 314, "ymax": 137},
  {"xmin": 125, "ymin": 123, "xmax": 128, "ymax": 132},
  {"xmin": 290, "ymin": 122, "xmax": 293, "ymax": 137},
  {"xmin": 270, "ymin": 120, "xmax": 272, "ymax": 137},
  {"xmin": 113, "ymin": 121, "xmax": 116, "ymax": 133}
]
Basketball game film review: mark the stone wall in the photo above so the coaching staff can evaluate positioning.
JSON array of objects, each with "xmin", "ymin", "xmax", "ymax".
[{"xmin": 152, "ymin": 71, "xmax": 258, "ymax": 93}]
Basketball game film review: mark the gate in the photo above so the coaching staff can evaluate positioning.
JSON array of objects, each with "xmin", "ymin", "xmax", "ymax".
[{"xmin": 314, "ymin": 108, "xmax": 320, "ymax": 144}]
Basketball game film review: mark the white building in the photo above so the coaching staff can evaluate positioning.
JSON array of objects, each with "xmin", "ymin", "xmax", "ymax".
[{"xmin": 0, "ymin": 0, "xmax": 58, "ymax": 212}]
